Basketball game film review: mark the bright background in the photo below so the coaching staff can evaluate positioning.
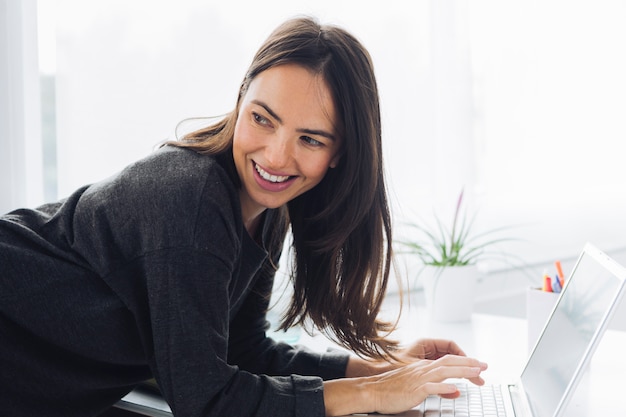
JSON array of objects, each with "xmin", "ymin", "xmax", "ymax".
[{"xmin": 3, "ymin": 0, "xmax": 626, "ymax": 300}]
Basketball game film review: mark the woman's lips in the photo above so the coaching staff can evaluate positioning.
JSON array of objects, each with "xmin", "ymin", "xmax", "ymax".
[{"xmin": 252, "ymin": 162, "xmax": 297, "ymax": 192}]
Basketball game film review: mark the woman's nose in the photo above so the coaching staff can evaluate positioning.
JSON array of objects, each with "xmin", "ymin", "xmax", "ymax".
[{"xmin": 264, "ymin": 133, "xmax": 293, "ymax": 169}]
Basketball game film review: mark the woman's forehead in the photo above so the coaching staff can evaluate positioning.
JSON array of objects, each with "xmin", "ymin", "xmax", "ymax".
[{"xmin": 243, "ymin": 64, "xmax": 339, "ymax": 133}]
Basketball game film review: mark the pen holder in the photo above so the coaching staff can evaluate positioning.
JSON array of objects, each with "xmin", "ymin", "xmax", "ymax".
[{"xmin": 526, "ymin": 287, "xmax": 559, "ymax": 353}]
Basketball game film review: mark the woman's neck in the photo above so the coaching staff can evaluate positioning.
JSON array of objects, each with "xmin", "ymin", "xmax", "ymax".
[
  {"xmin": 239, "ymin": 189, "xmax": 266, "ymax": 238},
  {"xmin": 244, "ymin": 214, "xmax": 263, "ymax": 239}
]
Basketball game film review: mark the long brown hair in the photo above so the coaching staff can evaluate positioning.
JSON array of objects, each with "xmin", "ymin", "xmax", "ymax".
[{"xmin": 172, "ymin": 17, "xmax": 397, "ymax": 359}]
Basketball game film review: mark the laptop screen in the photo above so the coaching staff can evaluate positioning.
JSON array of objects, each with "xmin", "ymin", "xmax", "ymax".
[{"xmin": 521, "ymin": 244, "xmax": 626, "ymax": 417}]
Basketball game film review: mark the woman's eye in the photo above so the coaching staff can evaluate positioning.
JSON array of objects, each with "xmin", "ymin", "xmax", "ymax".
[
  {"xmin": 301, "ymin": 136, "xmax": 323, "ymax": 146},
  {"xmin": 253, "ymin": 112, "xmax": 270, "ymax": 126}
]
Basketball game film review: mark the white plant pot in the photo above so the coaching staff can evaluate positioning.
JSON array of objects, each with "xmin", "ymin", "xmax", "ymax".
[{"xmin": 421, "ymin": 265, "xmax": 478, "ymax": 322}]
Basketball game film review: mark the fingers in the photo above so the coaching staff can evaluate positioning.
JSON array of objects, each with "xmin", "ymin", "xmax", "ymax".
[
  {"xmin": 419, "ymin": 381, "xmax": 460, "ymax": 398},
  {"xmin": 413, "ymin": 338, "xmax": 468, "ymax": 360},
  {"xmin": 442, "ymin": 340, "xmax": 467, "ymax": 357},
  {"xmin": 422, "ymin": 357, "xmax": 487, "ymax": 383},
  {"xmin": 388, "ymin": 356, "xmax": 486, "ymax": 392},
  {"xmin": 440, "ymin": 391, "xmax": 462, "ymax": 399},
  {"xmin": 370, "ymin": 357, "xmax": 487, "ymax": 414},
  {"xmin": 431, "ymin": 339, "xmax": 467, "ymax": 358},
  {"xmin": 371, "ymin": 378, "xmax": 460, "ymax": 414},
  {"xmin": 398, "ymin": 341, "xmax": 488, "ymax": 387},
  {"xmin": 412, "ymin": 355, "xmax": 487, "ymax": 392},
  {"xmin": 467, "ymin": 374, "xmax": 486, "ymax": 386},
  {"xmin": 427, "ymin": 354, "xmax": 487, "ymax": 370}
]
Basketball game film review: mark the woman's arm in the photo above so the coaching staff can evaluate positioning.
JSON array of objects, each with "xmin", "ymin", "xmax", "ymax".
[
  {"xmin": 142, "ymin": 248, "xmax": 333, "ymax": 417},
  {"xmin": 228, "ymin": 270, "xmax": 487, "ymax": 416},
  {"xmin": 228, "ymin": 266, "xmax": 350, "ymax": 380}
]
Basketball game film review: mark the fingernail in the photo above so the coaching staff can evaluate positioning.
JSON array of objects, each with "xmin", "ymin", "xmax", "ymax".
[{"xmin": 446, "ymin": 384, "xmax": 458, "ymax": 393}]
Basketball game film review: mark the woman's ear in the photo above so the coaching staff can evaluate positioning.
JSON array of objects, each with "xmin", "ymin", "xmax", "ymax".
[{"xmin": 329, "ymin": 153, "xmax": 341, "ymax": 169}]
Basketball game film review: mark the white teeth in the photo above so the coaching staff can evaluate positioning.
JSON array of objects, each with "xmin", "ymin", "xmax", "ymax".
[{"xmin": 255, "ymin": 164, "xmax": 290, "ymax": 183}]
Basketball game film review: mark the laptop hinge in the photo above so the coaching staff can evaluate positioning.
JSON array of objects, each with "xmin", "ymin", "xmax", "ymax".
[{"xmin": 508, "ymin": 384, "xmax": 533, "ymax": 417}]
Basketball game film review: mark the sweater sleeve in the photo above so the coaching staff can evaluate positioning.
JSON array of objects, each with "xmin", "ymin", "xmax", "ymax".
[
  {"xmin": 228, "ymin": 265, "xmax": 349, "ymax": 381},
  {"xmin": 141, "ymin": 248, "xmax": 329, "ymax": 417}
]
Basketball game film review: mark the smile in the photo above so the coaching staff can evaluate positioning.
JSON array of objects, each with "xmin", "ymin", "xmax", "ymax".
[{"xmin": 254, "ymin": 163, "xmax": 292, "ymax": 183}]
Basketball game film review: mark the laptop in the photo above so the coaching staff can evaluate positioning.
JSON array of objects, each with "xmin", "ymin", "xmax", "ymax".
[{"xmin": 378, "ymin": 242, "xmax": 626, "ymax": 417}]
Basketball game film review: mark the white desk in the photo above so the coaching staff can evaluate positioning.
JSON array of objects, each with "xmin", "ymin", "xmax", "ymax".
[
  {"xmin": 328, "ymin": 302, "xmax": 626, "ymax": 416},
  {"xmin": 117, "ymin": 305, "xmax": 626, "ymax": 416}
]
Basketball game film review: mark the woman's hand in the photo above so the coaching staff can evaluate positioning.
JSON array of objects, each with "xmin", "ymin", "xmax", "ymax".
[
  {"xmin": 346, "ymin": 338, "xmax": 485, "ymax": 385},
  {"xmin": 394, "ymin": 338, "xmax": 486, "ymax": 388},
  {"xmin": 324, "ymin": 354, "xmax": 488, "ymax": 416},
  {"xmin": 398, "ymin": 338, "xmax": 467, "ymax": 361},
  {"xmin": 367, "ymin": 354, "xmax": 488, "ymax": 415}
]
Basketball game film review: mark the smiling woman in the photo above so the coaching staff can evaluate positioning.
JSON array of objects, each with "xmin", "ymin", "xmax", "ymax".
[
  {"xmin": 171, "ymin": 17, "xmax": 396, "ymax": 360},
  {"xmin": 6, "ymin": 1, "xmax": 625, "ymax": 415},
  {"xmin": 0, "ymin": 16, "xmax": 488, "ymax": 417}
]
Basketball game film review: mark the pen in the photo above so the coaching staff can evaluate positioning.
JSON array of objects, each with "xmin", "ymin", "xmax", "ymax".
[
  {"xmin": 542, "ymin": 273, "xmax": 553, "ymax": 292},
  {"xmin": 555, "ymin": 260, "xmax": 565, "ymax": 287},
  {"xmin": 552, "ymin": 274, "xmax": 562, "ymax": 293}
]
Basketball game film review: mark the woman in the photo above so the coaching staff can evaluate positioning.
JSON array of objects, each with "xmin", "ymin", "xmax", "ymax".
[{"xmin": 0, "ymin": 17, "xmax": 486, "ymax": 416}]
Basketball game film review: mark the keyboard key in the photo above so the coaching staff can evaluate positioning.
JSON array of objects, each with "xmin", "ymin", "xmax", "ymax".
[{"xmin": 421, "ymin": 383, "xmax": 508, "ymax": 417}]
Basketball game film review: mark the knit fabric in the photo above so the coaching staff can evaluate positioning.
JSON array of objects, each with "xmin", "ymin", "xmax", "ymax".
[{"xmin": 0, "ymin": 146, "xmax": 348, "ymax": 416}]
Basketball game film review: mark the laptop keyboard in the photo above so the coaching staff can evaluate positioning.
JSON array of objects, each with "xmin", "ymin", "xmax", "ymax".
[{"xmin": 416, "ymin": 383, "xmax": 508, "ymax": 417}]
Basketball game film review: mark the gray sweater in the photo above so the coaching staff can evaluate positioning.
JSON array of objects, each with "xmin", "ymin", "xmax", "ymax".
[{"xmin": 0, "ymin": 146, "xmax": 348, "ymax": 417}]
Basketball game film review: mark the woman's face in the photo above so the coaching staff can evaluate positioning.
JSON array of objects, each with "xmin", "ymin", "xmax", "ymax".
[{"xmin": 233, "ymin": 63, "xmax": 342, "ymax": 224}]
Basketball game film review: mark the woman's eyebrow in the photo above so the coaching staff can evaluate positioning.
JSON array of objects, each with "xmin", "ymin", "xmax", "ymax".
[
  {"xmin": 252, "ymin": 99, "xmax": 283, "ymax": 123},
  {"xmin": 251, "ymin": 99, "xmax": 337, "ymax": 142},
  {"xmin": 298, "ymin": 128, "xmax": 337, "ymax": 142}
]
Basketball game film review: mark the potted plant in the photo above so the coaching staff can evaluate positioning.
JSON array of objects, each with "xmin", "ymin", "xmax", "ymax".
[{"xmin": 397, "ymin": 189, "xmax": 516, "ymax": 322}]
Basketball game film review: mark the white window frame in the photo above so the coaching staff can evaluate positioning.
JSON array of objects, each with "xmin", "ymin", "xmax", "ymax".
[{"xmin": 0, "ymin": 0, "xmax": 43, "ymax": 214}]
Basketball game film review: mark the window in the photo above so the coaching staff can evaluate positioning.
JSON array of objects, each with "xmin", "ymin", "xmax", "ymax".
[{"xmin": 6, "ymin": 0, "xmax": 625, "ymax": 272}]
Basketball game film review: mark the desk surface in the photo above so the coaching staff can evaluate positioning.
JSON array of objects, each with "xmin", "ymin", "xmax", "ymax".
[{"xmin": 118, "ymin": 304, "xmax": 626, "ymax": 416}]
